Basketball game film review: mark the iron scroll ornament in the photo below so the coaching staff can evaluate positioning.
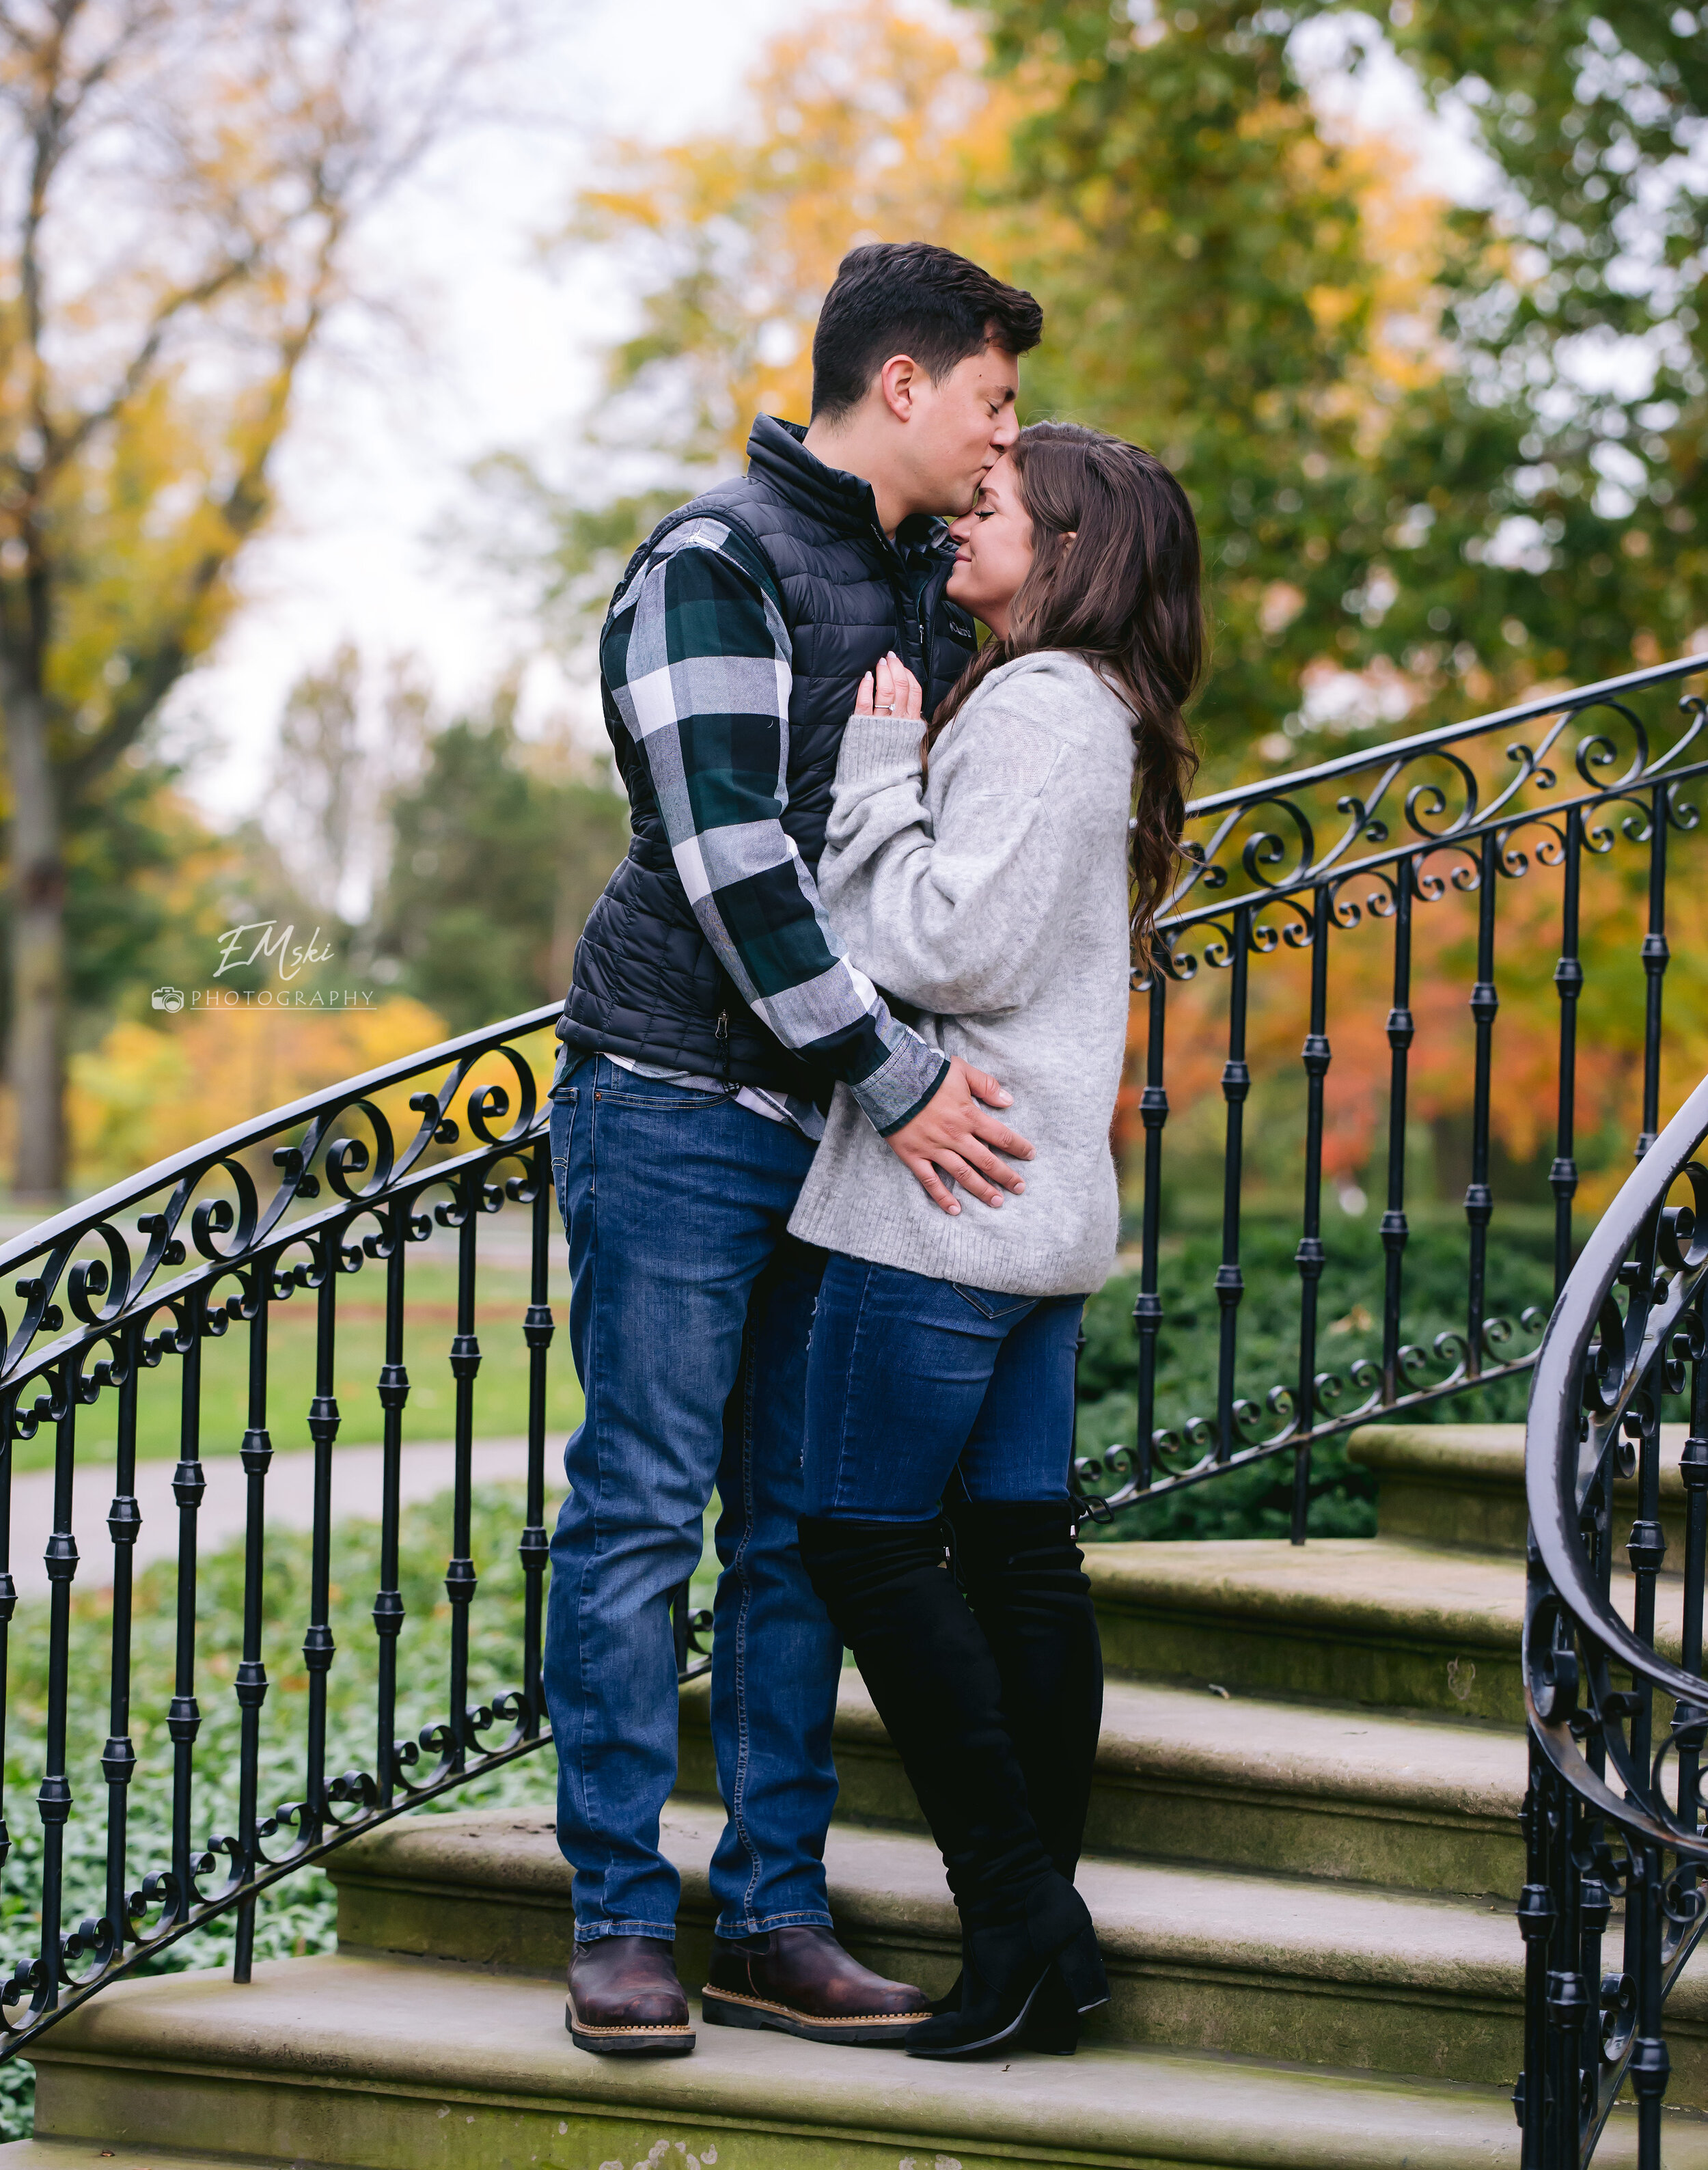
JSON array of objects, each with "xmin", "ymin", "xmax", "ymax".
[
  {"xmin": 1074, "ymin": 651, "xmax": 1708, "ymax": 1537},
  {"xmin": 0, "ymin": 1001, "xmax": 713, "ymax": 2061}
]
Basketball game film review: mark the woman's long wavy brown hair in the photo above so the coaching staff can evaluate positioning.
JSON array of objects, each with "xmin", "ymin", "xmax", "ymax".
[{"xmin": 925, "ymin": 421, "xmax": 1205, "ymax": 954}]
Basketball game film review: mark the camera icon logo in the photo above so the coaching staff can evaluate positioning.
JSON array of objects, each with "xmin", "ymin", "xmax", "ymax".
[{"xmin": 151, "ymin": 986, "xmax": 184, "ymax": 1013}]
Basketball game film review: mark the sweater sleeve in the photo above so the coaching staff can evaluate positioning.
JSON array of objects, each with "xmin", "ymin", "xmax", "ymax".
[
  {"xmin": 816, "ymin": 674, "xmax": 1082, "ymax": 1017},
  {"xmin": 601, "ymin": 523, "xmax": 949, "ymax": 1136}
]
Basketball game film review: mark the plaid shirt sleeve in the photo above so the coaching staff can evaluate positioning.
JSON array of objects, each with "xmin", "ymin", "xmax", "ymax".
[{"xmin": 601, "ymin": 515, "xmax": 950, "ymax": 1136}]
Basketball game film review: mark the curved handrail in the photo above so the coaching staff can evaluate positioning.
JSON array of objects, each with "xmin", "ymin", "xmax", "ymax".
[
  {"xmin": 1519, "ymin": 1069, "xmax": 1708, "ymax": 2165},
  {"xmin": 1526, "ymin": 1069, "xmax": 1708, "ymax": 1734}
]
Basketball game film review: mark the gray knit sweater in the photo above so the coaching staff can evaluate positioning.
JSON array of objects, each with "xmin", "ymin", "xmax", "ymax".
[{"xmin": 788, "ymin": 650, "xmax": 1136, "ymax": 1297}]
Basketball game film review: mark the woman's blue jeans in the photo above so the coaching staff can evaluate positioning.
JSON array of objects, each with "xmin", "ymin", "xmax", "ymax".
[
  {"xmin": 801, "ymin": 1253, "xmax": 1086, "ymax": 1522},
  {"xmin": 544, "ymin": 1054, "xmax": 842, "ymax": 1944}
]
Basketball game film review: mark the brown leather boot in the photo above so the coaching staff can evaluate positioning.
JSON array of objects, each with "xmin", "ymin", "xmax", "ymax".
[
  {"xmin": 566, "ymin": 1934, "xmax": 695, "ymax": 2056},
  {"xmin": 701, "ymin": 1924, "xmax": 930, "ymax": 2046}
]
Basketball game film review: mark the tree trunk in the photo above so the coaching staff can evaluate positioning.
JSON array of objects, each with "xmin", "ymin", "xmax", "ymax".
[{"xmin": 7, "ymin": 689, "xmax": 66, "ymax": 1205}]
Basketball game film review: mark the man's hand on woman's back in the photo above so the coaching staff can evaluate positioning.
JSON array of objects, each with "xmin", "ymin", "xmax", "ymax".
[{"xmin": 886, "ymin": 1058, "xmax": 1034, "ymax": 1214}]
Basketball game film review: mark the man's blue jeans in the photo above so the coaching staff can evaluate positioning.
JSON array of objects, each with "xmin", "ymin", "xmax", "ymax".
[{"xmin": 544, "ymin": 1053, "xmax": 843, "ymax": 1944}]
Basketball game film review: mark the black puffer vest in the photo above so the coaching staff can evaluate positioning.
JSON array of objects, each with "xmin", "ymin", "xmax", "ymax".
[{"xmin": 555, "ymin": 416, "xmax": 976, "ymax": 1095}]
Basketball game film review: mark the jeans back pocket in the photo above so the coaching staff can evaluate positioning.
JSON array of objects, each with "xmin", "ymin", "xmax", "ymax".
[{"xmin": 949, "ymin": 1281, "xmax": 1036, "ymax": 1322}]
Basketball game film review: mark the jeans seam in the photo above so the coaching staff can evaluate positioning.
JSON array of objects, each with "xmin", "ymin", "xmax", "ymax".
[
  {"xmin": 573, "ymin": 1082, "xmax": 613, "ymax": 1922},
  {"xmin": 575, "ymin": 1919, "xmax": 676, "ymax": 1945},
  {"xmin": 728, "ymin": 1315, "xmax": 762, "ymax": 1925},
  {"xmin": 716, "ymin": 1905, "xmax": 835, "ymax": 1939},
  {"xmin": 831, "ymin": 1264, "xmax": 875, "ymax": 1516}
]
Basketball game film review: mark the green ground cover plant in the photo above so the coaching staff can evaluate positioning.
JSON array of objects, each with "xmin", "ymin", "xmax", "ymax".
[
  {"xmin": 1075, "ymin": 1211, "xmax": 1556, "ymax": 1540},
  {"xmin": 0, "ymin": 1481, "xmax": 604, "ymax": 2139}
]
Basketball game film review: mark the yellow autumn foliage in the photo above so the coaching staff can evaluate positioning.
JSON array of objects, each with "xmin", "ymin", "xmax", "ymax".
[
  {"xmin": 65, "ymin": 998, "xmax": 459, "ymax": 1190},
  {"xmin": 574, "ymin": 0, "xmax": 1069, "ymax": 469}
]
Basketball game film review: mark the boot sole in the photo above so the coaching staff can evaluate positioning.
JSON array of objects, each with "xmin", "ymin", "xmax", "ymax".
[
  {"xmin": 906, "ymin": 1977, "xmax": 1109, "ymax": 2063},
  {"xmin": 566, "ymin": 2005, "xmax": 695, "ymax": 2057},
  {"xmin": 702, "ymin": 1984, "xmax": 926, "ymax": 2048}
]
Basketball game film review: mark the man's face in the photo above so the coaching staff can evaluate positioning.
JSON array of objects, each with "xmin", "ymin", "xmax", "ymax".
[{"xmin": 905, "ymin": 338, "xmax": 1020, "ymax": 518}]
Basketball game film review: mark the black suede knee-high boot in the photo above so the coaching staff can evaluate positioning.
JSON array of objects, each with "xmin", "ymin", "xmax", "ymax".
[
  {"xmin": 943, "ymin": 1497, "xmax": 1105, "ymax": 2052},
  {"xmin": 798, "ymin": 1514, "xmax": 1107, "ymax": 2059}
]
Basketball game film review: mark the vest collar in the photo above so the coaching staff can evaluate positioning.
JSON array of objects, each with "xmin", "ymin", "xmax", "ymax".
[{"xmin": 745, "ymin": 415, "xmax": 950, "ymax": 560}]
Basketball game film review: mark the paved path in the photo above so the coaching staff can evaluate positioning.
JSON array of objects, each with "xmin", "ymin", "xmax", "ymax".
[{"xmin": 3, "ymin": 1436, "xmax": 547, "ymax": 1597}]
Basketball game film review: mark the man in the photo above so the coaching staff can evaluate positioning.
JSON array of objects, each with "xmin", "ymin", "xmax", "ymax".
[{"xmin": 546, "ymin": 241, "xmax": 1044, "ymax": 2057}]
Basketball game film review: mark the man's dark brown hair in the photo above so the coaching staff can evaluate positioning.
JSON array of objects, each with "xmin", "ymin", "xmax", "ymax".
[{"xmin": 810, "ymin": 241, "xmax": 1043, "ymax": 423}]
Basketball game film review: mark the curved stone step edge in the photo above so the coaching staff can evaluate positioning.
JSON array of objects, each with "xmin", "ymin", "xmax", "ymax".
[
  {"xmin": 1347, "ymin": 1422, "xmax": 1694, "ymax": 1559},
  {"xmin": 26, "ymin": 1949, "xmax": 1701, "ymax": 2170},
  {"xmin": 1082, "ymin": 1537, "xmax": 1690, "ymax": 1725},
  {"xmin": 680, "ymin": 1670, "xmax": 1527, "ymax": 1897}
]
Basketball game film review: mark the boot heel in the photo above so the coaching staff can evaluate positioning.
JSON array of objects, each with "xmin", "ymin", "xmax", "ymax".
[
  {"xmin": 1053, "ymin": 1923, "xmax": 1108, "ymax": 2014},
  {"xmin": 1020, "ymin": 1964, "xmax": 1080, "ymax": 2055}
]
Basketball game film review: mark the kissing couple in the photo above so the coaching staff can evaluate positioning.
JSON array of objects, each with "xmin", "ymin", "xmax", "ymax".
[{"xmin": 545, "ymin": 239, "xmax": 1203, "ymax": 2061}]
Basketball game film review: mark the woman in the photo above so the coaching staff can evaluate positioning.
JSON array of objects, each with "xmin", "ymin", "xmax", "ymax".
[{"xmin": 788, "ymin": 420, "xmax": 1203, "ymax": 2060}]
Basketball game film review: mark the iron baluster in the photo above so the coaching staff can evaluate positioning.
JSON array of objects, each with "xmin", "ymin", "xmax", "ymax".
[
  {"xmin": 374, "ymin": 1203, "xmax": 410, "ymax": 1802},
  {"xmin": 0, "ymin": 1396, "xmax": 14, "ymax": 1903},
  {"xmin": 1552, "ymin": 806, "xmax": 1584, "ymax": 1298},
  {"xmin": 1465, "ymin": 826, "xmax": 1500, "ymax": 1379},
  {"xmin": 1626, "ymin": 1400, "xmax": 1666, "ymax": 1795},
  {"xmin": 167, "ymin": 1295, "xmax": 208, "ymax": 1932},
  {"xmin": 1215, "ymin": 904, "xmax": 1252, "ymax": 1463},
  {"xmin": 232, "ymin": 1267, "xmax": 273, "ymax": 1984},
  {"xmin": 1516, "ymin": 1744, "xmax": 1554, "ymax": 2167},
  {"xmin": 1636, "ymin": 780, "xmax": 1669, "ymax": 1162},
  {"xmin": 1379, "ymin": 853, "xmax": 1414, "ymax": 1407},
  {"xmin": 102, "ymin": 1323, "xmax": 141, "ymax": 1962},
  {"xmin": 36, "ymin": 1365, "xmax": 77, "ymax": 2011},
  {"xmin": 446, "ymin": 1172, "xmax": 482, "ymax": 1771},
  {"xmin": 1676, "ymin": 1309, "xmax": 1708, "ymax": 1892},
  {"xmin": 519, "ymin": 1140, "xmax": 554, "ymax": 1733},
  {"xmin": 1133, "ymin": 961, "xmax": 1167, "ymax": 1491},
  {"xmin": 1545, "ymin": 1774, "xmax": 1588, "ymax": 2170},
  {"xmin": 1291, "ymin": 883, "xmax": 1332, "ymax": 1545},
  {"xmin": 302, "ymin": 1236, "xmax": 341, "ymax": 1837},
  {"xmin": 1629, "ymin": 1845, "xmax": 1669, "ymax": 2167}
]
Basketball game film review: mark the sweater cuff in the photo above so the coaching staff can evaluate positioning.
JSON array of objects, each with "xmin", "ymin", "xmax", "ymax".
[{"xmin": 837, "ymin": 711, "xmax": 926, "ymax": 786}]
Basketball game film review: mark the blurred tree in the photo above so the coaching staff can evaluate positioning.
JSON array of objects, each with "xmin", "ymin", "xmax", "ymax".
[
  {"xmin": 369, "ymin": 693, "xmax": 628, "ymax": 1036},
  {"xmin": 480, "ymin": 0, "xmax": 1056, "ymax": 646},
  {"xmin": 980, "ymin": 1, "xmax": 1707, "ymax": 738},
  {"xmin": 1380, "ymin": 2, "xmax": 1707, "ymax": 681},
  {"xmin": 0, "ymin": 0, "xmax": 502, "ymax": 1202}
]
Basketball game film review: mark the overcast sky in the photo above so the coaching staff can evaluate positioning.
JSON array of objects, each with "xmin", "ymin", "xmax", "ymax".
[{"xmin": 167, "ymin": 0, "xmax": 1475, "ymax": 834}]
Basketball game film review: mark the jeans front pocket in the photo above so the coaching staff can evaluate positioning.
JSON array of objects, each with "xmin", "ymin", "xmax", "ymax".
[{"xmin": 548, "ymin": 1090, "xmax": 579, "ymax": 1231}]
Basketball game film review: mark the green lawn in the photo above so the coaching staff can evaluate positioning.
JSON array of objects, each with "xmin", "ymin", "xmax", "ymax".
[{"xmin": 13, "ymin": 1254, "xmax": 586, "ymax": 1474}]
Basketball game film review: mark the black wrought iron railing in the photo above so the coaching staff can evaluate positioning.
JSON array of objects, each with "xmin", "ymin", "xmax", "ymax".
[
  {"xmin": 0, "ymin": 1004, "xmax": 707, "ymax": 2063},
  {"xmin": 1, "ymin": 650, "xmax": 1705, "ymax": 2065},
  {"xmin": 1520, "ymin": 1067, "xmax": 1708, "ymax": 2167},
  {"xmin": 1073, "ymin": 653, "xmax": 1708, "ymax": 1541}
]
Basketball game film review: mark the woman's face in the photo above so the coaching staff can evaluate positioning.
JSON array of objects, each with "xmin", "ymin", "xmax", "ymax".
[{"xmin": 946, "ymin": 454, "xmax": 1034, "ymax": 639}]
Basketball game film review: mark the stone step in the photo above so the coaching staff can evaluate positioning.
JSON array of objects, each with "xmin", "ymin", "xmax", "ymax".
[
  {"xmin": 325, "ymin": 1801, "xmax": 1708, "ymax": 2098},
  {"xmin": 1349, "ymin": 1421, "xmax": 1696, "ymax": 1559},
  {"xmin": 23, "ymin": 1948, "xmax": 1708, "ymax": 2170},
  {"xmin": 1084, "ymin": 1536, "xmax": 1691, "ymax": 1725},
  {"xmin": 0, "ymin": 2147, "xmax": 266, "ymax": 2169},
  {"xmin": 680, "ymin": 1671, "xmax": 1527, "ymax": 1896}
]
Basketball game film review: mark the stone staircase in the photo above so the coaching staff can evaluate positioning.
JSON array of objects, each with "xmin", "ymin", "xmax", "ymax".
[{"xmin": 9, "ymin": 1423, "xmax": 1708, "ymax": 2169}]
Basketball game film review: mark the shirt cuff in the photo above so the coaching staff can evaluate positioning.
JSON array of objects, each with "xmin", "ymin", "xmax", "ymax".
[
  {"xmin": 851, "ymin": 1034, "xmax": 952, "ymax": 1137},
  {"xmin": 838, "ymin": 711, "xmax": 926, "ymax": 786}
]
